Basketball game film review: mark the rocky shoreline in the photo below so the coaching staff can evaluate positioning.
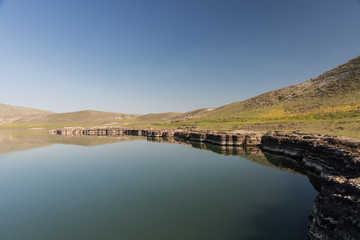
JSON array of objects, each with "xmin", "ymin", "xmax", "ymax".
[
  {"xmin": 50, "ymin": 127, "xmax": 360, "ymax": 239},
  {"xmin": 261, "ymin": 131, "xmax": 360, "ymax": 240},
  {"xmin": 49, "ymin": 127, "xmax": 263, "ymax": 146}
]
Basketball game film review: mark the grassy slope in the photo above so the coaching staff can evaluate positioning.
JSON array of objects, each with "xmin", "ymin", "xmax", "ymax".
[
  {"xmin": 131, "ymin": 112, "xmax": 182, "ymax": 126},
  {"xmin": 1, "ymin": 110, "xmax": 141, "ymax": 128},
  {"xmin": 161, "ymin": 56, "xmax": 360, "ymax": 138},
  {"xmin": 0, "ymin": 103, "xmax": 53, "ymax": 124},
  {"xmin": 167, "ymin": 108, "xmax": 215, "ymax": 122},
  {"xmin": 128, "ymin": 109, "xmax": 217, "ymax": 127}
]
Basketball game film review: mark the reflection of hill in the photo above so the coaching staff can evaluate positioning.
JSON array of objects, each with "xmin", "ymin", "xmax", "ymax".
[
  {"xmin": 0, "ymin": 131, "xmax": 143, "ymax": 154},
  {"xmin": 0, "ymin": 131, "xmax": 305, "ymax": 176},
  {"xmin": 0, "ymin": 132, "xmax": 53, "ymax": 154}
]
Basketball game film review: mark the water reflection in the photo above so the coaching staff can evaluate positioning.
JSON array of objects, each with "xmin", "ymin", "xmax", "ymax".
[
  {"xmin": 147, "ymin": 136, "xmax": 308, "ymax": 176},
  {"xmin": 1, "ymin": 131, "xmax": 356, "ymax": 239},
  {"xmin": 0, "ymin": 131, "xmax": 318, "ymax": 240},
  {"xmin": 0, "ymin": 131, "xmax": 143, "ymax": 154},
  {"xmin": 0, "ymin": 131, "xmax": 313, "ymax": 180},
  {"xmin": 0, "ymin": 131, "xmax": 307, "ymax": 176}
]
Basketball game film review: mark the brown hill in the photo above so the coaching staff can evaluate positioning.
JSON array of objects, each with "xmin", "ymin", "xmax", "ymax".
[
  {"xmin": 0, "ymin": 103, "xmax": 53, "ymax": 125},
  {"xmin": 202, "ymin": 56, "xmax": 360, "ymax": 119},
  {"xmin": 3, "ymin": 110, "xmax": 140, "ymax": 128}
]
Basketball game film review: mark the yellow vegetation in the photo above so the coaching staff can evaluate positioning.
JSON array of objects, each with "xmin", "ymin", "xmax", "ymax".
[{"xmin": 260, "ymin": 104, "xmax": 360, "ymax": 119}]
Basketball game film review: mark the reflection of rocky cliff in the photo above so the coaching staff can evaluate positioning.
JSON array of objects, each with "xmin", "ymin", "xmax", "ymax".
[
  {"xmin": 0, "ymin": 131, "xmax": 143, "ymax": 154},
  {"xmin": 52, "ymin": 129, "xmax": 360, "ymax": 239},
  {"xmin": 147, "ymin": 136, "xmax": 306, "ymax": 175},
  {"xmin": 147, "ymin": 133, "xmax": 360, "ymax": 239},
  {"xmin": 3, "ymin": 130, "xmax": 360, "ymax": 239},
  {"xmin": 1, "ymin": 131, "xmax": 303, "ymax": 177}
]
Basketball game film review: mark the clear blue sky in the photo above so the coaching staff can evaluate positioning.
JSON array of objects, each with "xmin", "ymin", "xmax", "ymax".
[{"xmin": 1, "ymin": 0, "xmax": 359, "ymax": 114}]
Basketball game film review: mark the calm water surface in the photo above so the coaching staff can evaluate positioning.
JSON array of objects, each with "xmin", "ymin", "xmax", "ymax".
[{"xmin": 0, "ymin": 132, "xmax": 317, "ymax": 240}]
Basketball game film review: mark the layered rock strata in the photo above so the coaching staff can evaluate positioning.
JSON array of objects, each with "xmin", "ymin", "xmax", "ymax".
[
  {"xmin": 261, "ymin": 131, "xmax": 360, "ymax": 240},
  {"xmin": 49, "ymin": 127, "xmax": 262, "ymax": 146}
]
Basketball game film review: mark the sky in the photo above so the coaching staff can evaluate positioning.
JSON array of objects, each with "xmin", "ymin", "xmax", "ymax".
[{"xmin": 0, "ymin": 0, "xmax": 360, "ymax": 114}]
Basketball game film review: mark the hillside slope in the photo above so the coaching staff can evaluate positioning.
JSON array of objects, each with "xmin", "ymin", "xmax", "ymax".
[
  {"xmin": 3, "ymin": 110, "xmax": 141, "ymax": 128},
  {"xmin": 165, "ymin": 56, "xmax": 360, "ymax": 137},
  {"xmin": 168, "ymin": 108, "xmax": 215, "ymax": 123},
  {"xmin": 0, "ymin": 103, "xmax": 53, "ymax": 125},
  {"xmin": 205, "ymin": 56, "xmax": 360, "ymax": 119},
  {"xmin": 132, "ymin": 112, "xmax": 182, "ymax": 125}
]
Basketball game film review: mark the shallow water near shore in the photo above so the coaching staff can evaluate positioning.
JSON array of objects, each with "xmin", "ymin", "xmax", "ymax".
[{"xmin": 0, "ymin": 131, "xmax": 317, "ymax": 240}]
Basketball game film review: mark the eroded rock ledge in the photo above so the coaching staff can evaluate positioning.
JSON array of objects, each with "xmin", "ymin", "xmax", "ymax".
[
  {"xmin": 49, "ymin": 127, "xmax": 262, "ymax": 146},
  {"xmin": 261, "ymin": 131, "xmax": 360, "ymax": 240}
]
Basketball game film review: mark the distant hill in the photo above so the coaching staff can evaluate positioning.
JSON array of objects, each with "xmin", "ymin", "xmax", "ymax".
[
  {"xmin": 131, "ymin": 108, "xmax": 216, "ymax": 125},
  {"xmin": 0, "ymin": 103, "xmax": 53, "ymax": 125},
  {"xmin": 168, "ymin": 108, "xmax": 215, "ymax": 123},
  {"xmin": 3, "ymin": 110, "xmax": 141, "ymax": 128},
  {"xmin": 133, "ymin": 112, "xmax": 182, "ymax": 125}
]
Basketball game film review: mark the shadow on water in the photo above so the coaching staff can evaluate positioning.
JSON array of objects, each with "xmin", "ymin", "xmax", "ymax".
[
  {"xmin": 148, "ymin": 137, "xmax": 323, "ymax": 191},
  {"xmin": 237, "ymin": 200, "xmax": 309, "ymax": 240},
  {"xmin": 146, "ymin": 137, "xmax": 360, "ymax": 239},
  {"xmin": 146, "ymin": 137, "xmax": 319, "ymax": 239}
]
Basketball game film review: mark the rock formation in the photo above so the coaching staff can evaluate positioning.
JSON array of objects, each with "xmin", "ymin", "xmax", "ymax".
[
  {"xmin": 261, "ymin": 131, "xmax": 360, "ymax": 240},
  {"xmin": 49, "ymin": 127, "xmax": 262, "ymax": 146}
]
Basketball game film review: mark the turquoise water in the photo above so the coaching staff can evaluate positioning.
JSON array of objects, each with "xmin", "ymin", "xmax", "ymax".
[{"xmin": 0, "ymin": 132, "xmax": 317, "ymax": 240}]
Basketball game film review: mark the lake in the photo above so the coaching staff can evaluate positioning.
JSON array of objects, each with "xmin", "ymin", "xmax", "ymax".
[{"xmin": 0, "ymin": 131, "xmax": 317, "ymax": 240}]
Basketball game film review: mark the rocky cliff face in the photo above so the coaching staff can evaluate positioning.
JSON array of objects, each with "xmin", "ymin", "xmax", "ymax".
[
  {"xmin": 261, "ymin": 131, "xmax": 360, "ymax": 177},
  {"xmin": 50, "ymin": 127, "xmax": 263, "ymax": 146},
  {"xmin": 308, "ymin": 176, "xmax": 360, "ymax": 240},
  {"xmin": 174, "ymin": 129, "xmax": 262, "ymax": 146},
  {"xmin": 261, "ymin": 131, "xmax": 360, "ymax": 240}
]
